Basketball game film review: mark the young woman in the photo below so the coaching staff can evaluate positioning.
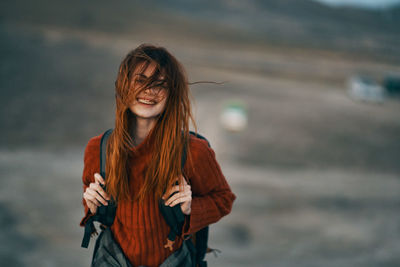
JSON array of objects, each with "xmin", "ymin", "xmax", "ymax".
[{"xmin": 80, "ymin": 44, "xmax": 236, "ymax": 267}]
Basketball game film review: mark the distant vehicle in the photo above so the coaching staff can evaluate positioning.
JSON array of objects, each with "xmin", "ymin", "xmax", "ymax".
[
  {"xmin": 383, "ymin": 75, "xmax": 400, "ymax": 97},
  {"xmin": 347, "ymin": 75, "xmax": 385, "ymax": 103}
]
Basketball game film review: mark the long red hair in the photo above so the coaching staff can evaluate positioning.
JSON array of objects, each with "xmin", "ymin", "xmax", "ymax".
[{"xmin": 105, "ymin": 44, "xmax": 196, "ymax": 202}]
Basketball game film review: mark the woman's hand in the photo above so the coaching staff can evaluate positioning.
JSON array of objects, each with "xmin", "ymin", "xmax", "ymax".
[
  {"xmin": 163, "ymin": 176, "xmax": 192, "ymax": 215},
  {"xmin": 83, "ymin": 173, "xmax": 110, "ymax": 214}
]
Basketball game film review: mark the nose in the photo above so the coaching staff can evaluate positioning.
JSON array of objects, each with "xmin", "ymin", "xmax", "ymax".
[
  {"xmin": 144, "ymin": 88, "xmax": 154, "ymax": 96},
  {"xmin": 144, "ymin": 87, "xmax": 160, "ymax": 96}
]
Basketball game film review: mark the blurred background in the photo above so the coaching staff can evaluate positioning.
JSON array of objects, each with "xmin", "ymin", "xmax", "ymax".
[{"xmin": 1, "ymin": 0, "xmax": 400, "ymax": 266}]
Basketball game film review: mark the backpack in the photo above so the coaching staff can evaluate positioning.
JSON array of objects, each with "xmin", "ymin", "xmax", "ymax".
[{"xmin": 81, "ymin": 129, "xmax": 212, "ymax": 267}]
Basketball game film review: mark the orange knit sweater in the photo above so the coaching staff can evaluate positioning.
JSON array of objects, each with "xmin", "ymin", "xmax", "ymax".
[{"xmin": 80, "ymin": 133, "xmax": 236, "ymax": 267}]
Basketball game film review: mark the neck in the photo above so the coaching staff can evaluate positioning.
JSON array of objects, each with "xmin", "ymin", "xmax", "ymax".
[{"xmin": 131, "ymin": 117, "xmax": 157, "ymax": 146}]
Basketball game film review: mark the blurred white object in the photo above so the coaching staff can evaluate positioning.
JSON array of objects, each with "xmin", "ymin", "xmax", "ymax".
[
  {"xmin": 347, "ymin": 75, "xmax": 385, "ymax": 103},
  {"xmin": 220, "ymin": 101, "xmax": 248, "ymax": 132}
]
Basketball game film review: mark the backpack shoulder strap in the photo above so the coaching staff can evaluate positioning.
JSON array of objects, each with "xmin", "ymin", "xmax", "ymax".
[
  {"xmin": 97, "ymin": 128, "xmax": 116, "ymax": 226},
  {"xmin": 181, "ymin": 131, "xmax": 210, "ymax": 168},
  {"xmin": 159, "ymin": 131, "xmax": 211, "ymax": 264},
  {"xmin": 189, "ymin": 131, "xmax": 210, "ymax": 146},
  {"xmin": 81, "ymin": 129, "xmax": 115, "ymax": 248},
  {"xmin": 188, "ymin": 131, "xmax": 210, "ymax": 265},
  {"xmin": 100, "ymin": 128, "xmax": 113, "ymax": 178}
]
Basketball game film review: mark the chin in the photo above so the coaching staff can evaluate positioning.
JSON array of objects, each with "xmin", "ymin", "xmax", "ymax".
[
  {"xmin": 130, "ymin": 109, "xmax": 161, "ymax": 119},
  {"xmin": 135, "ymin": 113, "xmax": 160, "ymax": 119},
  {"xmin": 129, "ymin": 104, "xmax": 165, "ymax": 120}
]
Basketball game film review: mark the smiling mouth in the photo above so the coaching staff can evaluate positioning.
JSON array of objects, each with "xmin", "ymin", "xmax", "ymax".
[{"xmin": 137, "ymin": 98, "xmax": 157, "ymax": 105}]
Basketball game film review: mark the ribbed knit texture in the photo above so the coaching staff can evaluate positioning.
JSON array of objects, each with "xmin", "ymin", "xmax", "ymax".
[{"xmin": 80, "ymin": 133, "xmax": 236, "ymax": 267}]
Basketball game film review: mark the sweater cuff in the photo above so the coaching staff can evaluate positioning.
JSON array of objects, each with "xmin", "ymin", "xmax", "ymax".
[{"xmin": 182, "ymin": 197, "xmax": 215, "ymax": 236}]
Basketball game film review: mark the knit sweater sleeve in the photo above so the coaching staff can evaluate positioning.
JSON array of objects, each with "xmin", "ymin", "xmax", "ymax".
[
  {"xmin": 79, "ymin": 135, "xmax": 101, "ymax": 227},
  {"xmin": 182, "ymin": 138, "xmax": 236, "ymax": 235}
]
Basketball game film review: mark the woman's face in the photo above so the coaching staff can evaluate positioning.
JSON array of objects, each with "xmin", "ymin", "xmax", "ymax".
[{"xmin": 128, "ymin": 62, "xmax": 168, "ymax": 120}]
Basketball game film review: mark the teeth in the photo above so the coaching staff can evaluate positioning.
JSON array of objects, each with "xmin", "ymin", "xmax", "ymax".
[{"xmin": 138, "ymin": 98, "xmax": 155, "ymax": 104}]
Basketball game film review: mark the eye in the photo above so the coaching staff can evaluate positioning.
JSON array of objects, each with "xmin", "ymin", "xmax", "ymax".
[
  {"xmin": 154, "ymin": 86, "xmax": 166, "ymax": 91},
  {"xmin": 153, "ymin": 81, "xmax": 167, "ymax": 90},
  {"xmin": 136, "ymin": 78, "xmax": 145, "ymax": 85}
]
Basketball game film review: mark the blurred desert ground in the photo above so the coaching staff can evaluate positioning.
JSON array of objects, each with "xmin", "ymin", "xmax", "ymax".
[{"xmin": 0, "ymin": 0, "xmax": 400, "ymax": 266}]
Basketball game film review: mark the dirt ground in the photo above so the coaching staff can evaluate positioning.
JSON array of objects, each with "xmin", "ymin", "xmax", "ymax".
[{"xmin": 1, "ymin": 22, "xmax": 400, "ymax": 267}]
